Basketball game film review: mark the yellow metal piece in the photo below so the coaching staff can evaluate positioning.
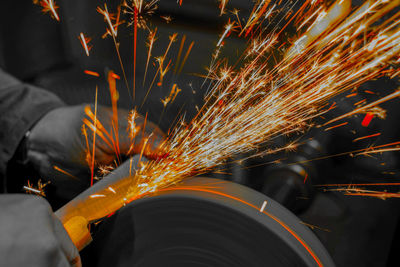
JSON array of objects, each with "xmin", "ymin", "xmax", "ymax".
[
  {"xmin": 56, "ymin": 171, "xmax": 134, "ymax": 250},
  {"xmin": 63, "ymin": 216, "xmax": 92, "ymax": 251}
]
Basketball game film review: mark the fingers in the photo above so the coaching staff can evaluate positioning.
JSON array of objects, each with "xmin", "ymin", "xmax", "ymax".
[
  {"xmin": 122, "ymin": 111, "xmax": 167, "ymax": 159},
  {"xmin": 82, "ymin": 105, "xmax": 167, "ymax": 164},
  {"xmin": 52, "ymin": 213, "xmax": 82, "ymax": 267}
]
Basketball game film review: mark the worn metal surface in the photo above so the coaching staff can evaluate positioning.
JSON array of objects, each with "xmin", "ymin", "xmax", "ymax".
[{"xmin": 81, "ymin": 177, "xmax": 334, "ymax": 267}]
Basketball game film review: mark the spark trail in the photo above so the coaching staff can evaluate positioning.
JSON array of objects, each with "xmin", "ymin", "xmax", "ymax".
[
  {"xmin": 123, "ymin": 0, "xmax": 400, "ymax": 201},
  {"xmin": 34, "ymin": 0, "xmax": 60, "ymax": 21}
]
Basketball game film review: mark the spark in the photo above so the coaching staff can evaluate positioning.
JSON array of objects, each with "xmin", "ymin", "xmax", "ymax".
[
  {"xmin": 108, "ymin": 187, "xmax": 117, "ymax": 194},
  {"xmin": 143, "ymin": 28, "xmax": 157, "ymax": 86},
  {"xmin": 324, "ymin": 90, "xmax": 400, "ymax": 126},
  {"xmin": 133, "ymin": 4, "xmax": 138, "ymax": 99},
  {"xmin": 98, "ymin": 4, "xmax": 131, "ymax": 97},
  {"xmin": 357, "ymin": 147, "xmax": 400, "ymax": 156},
  {"xmin": 97, "ymin": 4, "xmax": 117, "ymax": 37},
  {"xmin": 300, "ymin": 222, "xmax": 331, "ymax": 232},
  {"xmin": 111, "ymin": 73, "xmax": 121, "ymax": 80},
  {"xmin": 240, "ymin": 0, "xmax": 272, "ymax": 37},
  {"xmin": 90, "ymin": 87, "xmax": 98, "ymax": 186},
  {"xmin": 260, "ymin": 200, "xmax": 267, "ymax": 212},
  {"xmin": 90, "ymin": 194, "xmax": 106, "ymax": 198},
  {"xmin": 353, "ymin": 132, "xmax": 381, "ymax": 143},
  {"xmin": 353, "ymin": 99, "xmax": 366, "ymax": 106},
  {"xmin": 177, "ymin": 41, "xmax": 194, "ymax": 74},
  {"xmin": 53, "ymin": 166, "xmax": 78, "ymax": 180},
  {"xmin": 128, "ymin": 109, "xmax": 141, "ymax": 140},
  {"xmin": 83, "ymin": 111, "xmax": 114, "ymax": 152},
  {"xmin": 156, "ymin": 33, "xmax": 178, "ymax": 86},
  {"xmin": 361, "ymin": 112, "xmax": 374, "ymax": 127},
  {"xmin": 84, "ymin": 70, "xmax": 100, "ymax": 77},
  {"xmin": 82, "ymin": 124, "xmax": 91, "ymax": 167},
  {"xmin": 174, "ymin": 35, "xmax": 186, "ymax": 74},
  {"xmin": 107, "ymin": 71, "xmax": 122, "ymax": 163},
  {"xmin": 23, "ymin": 179, "xmax": 50, "ymax": 197},
  {"xmin": 324, "ymin": 122, "xmax": 348, "ymax": 131},
  {"xmin": 325, "ymin": 187, "xmax": 400, "ymax": 200},
  {"xmin": 317, "ymin": 182, "xmax": 400, "ymax": 187},
  {"xmin": 160, "ymin": 16, "xmax": 173, "ymax": 23},
  {"xmin": 122, "ymin": 0, "xmax": 400, "ymax": 203},
  {"xmin": 123, "ymin": 0, "xmax": 159, "ymax": 29},
  {"xmin": 304, "ymin": 173, "xmax": 309, "ymax": 184},
  {"xmin": 78, "ymin": 33, "xmax": 92, "ymax": 57},
  {"xmin": 217, "ymin": 21, "xmax": 235, "ymax": 47},
  {"xmin": 218, "ymin": 0, "xmax": 229, "ymax": 16},
  {"xmin": 98, "ymin": 164, "xmax": 115, "ymax": 177},
  {"xmin": 161, "ymin": 84, "xmax": 181, "ymax": 107},
  {"xmin": 33, "ymin": 0, "xmax": 60, "ymax": 21}
]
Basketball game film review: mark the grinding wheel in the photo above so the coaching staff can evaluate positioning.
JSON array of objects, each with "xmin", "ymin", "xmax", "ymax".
[{"xmin": 81, "ymin": 178, "xmax": 334, "ymax": 267}]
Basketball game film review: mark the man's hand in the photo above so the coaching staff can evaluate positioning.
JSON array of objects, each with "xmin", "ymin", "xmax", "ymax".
[
  {"xmin": 0, "ymin": 194, "xmax": 81, "ymax": 267},
  {"xmin": 26, "ymin": 104, "xmax": 165, "ymax": 199}
]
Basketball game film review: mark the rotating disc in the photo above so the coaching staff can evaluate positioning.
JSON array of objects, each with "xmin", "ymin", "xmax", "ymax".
[{"xmin": 82, "ymin": 178, "xmax": 334, "ymax": 267}]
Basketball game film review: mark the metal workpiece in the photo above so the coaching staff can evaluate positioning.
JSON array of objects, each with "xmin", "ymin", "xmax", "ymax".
[{"xmin": 55, "ymin": 157, "xmax": 142, "ymax": 250}]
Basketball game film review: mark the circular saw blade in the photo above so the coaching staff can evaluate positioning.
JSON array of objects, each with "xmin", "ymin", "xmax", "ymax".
[{"xmin": 82, "ymin": 178, "xmax": 334, "ymax": 267}]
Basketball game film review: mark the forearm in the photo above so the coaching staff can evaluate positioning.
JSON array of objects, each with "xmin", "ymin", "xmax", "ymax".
[{"xmin": 0, "ymin": 69, "xmax": 65, "ymax": 178}]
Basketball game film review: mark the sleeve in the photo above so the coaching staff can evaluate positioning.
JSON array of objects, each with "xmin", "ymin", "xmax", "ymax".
[
  {"xmin": 0, "ymin": 69, "xmax": 65, "ymax": 179},
  {"xmin": 0, "ymin": 194, "xmax": 81, "ymax": 267}
]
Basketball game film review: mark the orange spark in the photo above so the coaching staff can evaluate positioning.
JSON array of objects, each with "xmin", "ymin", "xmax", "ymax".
[
  {"xmin": 155, "ymin": 33, "xmax": 178, "ymax": 86},
  {"xmin": 177, "ymin": 41, "xmax": 194, "ymax": 74},
  {"xmin": 97, "ymin": 4, "xmax": 117, "ymax": 37},
  {"xmin": 23, "ymin": 179, "xmax": 50, "ymax": 197},
  {"xmin": 361, "ymin": 112, "xmax": 374, "ymax": 127},
  {"xmin": 324, "ymin": 90, "xmax": 400, "ymax": 126},
  {"xmin": 127, "ymin": 109, "xmax": 141, "ymax": 144},
  {"xmin": 353, "ymin": 99, "xmax": 366, "ymax": 106},
  {"xmin": 126, "ymin": 1, "xmax": 400, "ymax": 212},
  {"xmin": 174, "ymin": 35, "xmax": 186, "ymax": 74},
  {"xmin": 300, "ymin": 222, "xmax": 331, "ymax": 232},
  {"xmin": 111, "ymin": 73, "xmax": 121, "ymax": 80},
  {"xmin": 84, "ymin": 70, "xmax": 100, "ymax": 77},
  {"xmin": 352, "ymin": 132, "xmax": 381, "ymax": 142},
  {"xmin": 324, "ymin": 122, "xmax": 348, "ymax": 131},
  {"xmin": 97, "ymin": 4, "xmax": 130, "ymax": 94},
  {"xmin": 90, "ymin": 87, "xmax": 98, "ymax": 186},
  {"xmin": 217, "ymin": 21, "xmax": 235, "ymax": 47},
  {"xmin": 218, "ymin": 0, "xmax": 229, "ymax": 16},
  {"xmin": 161, "ymin": 83, "xmax": 181, "ymax": 107},
  {"xmin": 160, "ymin": 16, "xmax": 173, "ymax": 23},
  {"xmin": 34, "ymin": 0, "xmax": 60, "ymax": 21},
  {"xmin": 78, "ymin": 33, "xmax": 92, "ymax": 57},
  {"xmin": 318, "ymin": 182, "xmax": 400, "ymax": 187},
  {"xmin": 143, "ymin": 28, "xmax": 157, "ymax": 86},
  {"xmin": 82, "ymin": 124, "xmax": 91, "ymax": 167},
  {"xmin": 240, "ymin": 0, "xmax": 272, "ymax": 37},
  {"xmin": 133, "ymin": 5, "xmax": 138, "ymax": 100},
  {"xmin": 107, "ymin": 71, "xmax": 121, "ymax": 162},
  {"xmin": 53, "ymin": 166, "xmax": 78, "ymax": 180},
  {"xmin": 326, "ymin": 187, "xmax": 400, "ymax": 200}
]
